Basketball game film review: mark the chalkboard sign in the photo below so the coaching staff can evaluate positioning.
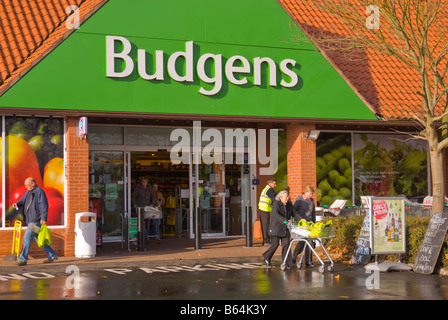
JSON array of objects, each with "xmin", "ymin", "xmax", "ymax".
[
  {"xmin": 413, "ymin": 212, "xmax": 448, "ymax": 274},
  {"xmin": 351, "ymin": 213, "xmax": 372, "ymax": 264}
]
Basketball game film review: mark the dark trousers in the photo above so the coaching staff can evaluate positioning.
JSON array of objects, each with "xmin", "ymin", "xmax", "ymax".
[
  {"xmin": 263, "ymin": 236, "xmax": 293, "ymax": 267},
  {"xmin": 259, "ymin": 210, "xmax": 271, "ymax": 245},
  {"xmin": 292, "ymin": 239, "xmax": 314, "ymax": 265}
]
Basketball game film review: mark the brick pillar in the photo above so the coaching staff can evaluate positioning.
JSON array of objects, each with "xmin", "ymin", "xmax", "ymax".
[
  {"xmin": 64, "ymin": 117, "xmax": 89, "ymax": 256},
  {"xmin": 286, "ymin": 123, "xmax": 317, "ymax": 201}
]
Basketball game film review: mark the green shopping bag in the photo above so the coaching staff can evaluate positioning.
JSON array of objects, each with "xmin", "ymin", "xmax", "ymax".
[{"xmin": 37, "ymin": 224, "xmax": 52, "ymax": 247}]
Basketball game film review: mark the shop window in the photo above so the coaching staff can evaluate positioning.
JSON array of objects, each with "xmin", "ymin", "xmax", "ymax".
[
  {"xmin": 4, "ymin": 116, "xmax": 64, "ymax": 227},
  {"xmin": 316, "ymin": 132, "xmax": 429, "ymax": 208},
  {"xmin": 353, "ymin": 133, "xmax": 428, "ymax": 204},
  {"xmin": 89, "ymin": 126, "xmax": 124, "ymax": 145}
]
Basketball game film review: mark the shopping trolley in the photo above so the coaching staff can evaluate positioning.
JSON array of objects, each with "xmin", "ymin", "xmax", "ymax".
[
  {"xmin": 281, "ymin": 220, "xmax": 335, "ymax": 273},
  {"xmin": 144, "ymin": 206, "xmax": 162, "ymax": 243}
]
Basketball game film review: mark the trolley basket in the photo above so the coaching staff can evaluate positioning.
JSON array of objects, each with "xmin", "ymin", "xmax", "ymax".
[{"xmin": 281, "ymin": 221, "xmax": 335, "ymax": 273}]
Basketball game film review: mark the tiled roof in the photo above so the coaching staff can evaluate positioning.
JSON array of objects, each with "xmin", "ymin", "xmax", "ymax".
[
  {"xmin": 277, "ymin": 0, "xmax": 447, "ymax": 121},
  {"xmin": 0, "ymin": 0, "xmax": 107, "ymax": 96}
]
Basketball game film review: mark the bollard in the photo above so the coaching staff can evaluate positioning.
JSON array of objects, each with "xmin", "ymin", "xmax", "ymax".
[
  {"xmin": 246, "ymin": 206, "xmax": 253, "ymax": 247},
  {"xmin": 137, "ymin": 207, "xmax": 145, "ymax": 251},
  {"xmin": 194, "ymin": 206, "xmax": 201, "ymax": 250}
]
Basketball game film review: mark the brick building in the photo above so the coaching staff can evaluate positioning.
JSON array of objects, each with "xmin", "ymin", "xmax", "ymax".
[{"xmin": 0, "ymin": 0, "xmax": 443, "ymax": 257}]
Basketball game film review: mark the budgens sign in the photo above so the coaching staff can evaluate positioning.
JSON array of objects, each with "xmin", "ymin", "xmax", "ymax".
[{"xmin": 105, "ymin": 36, "xmax": 299, "ymax": 96}]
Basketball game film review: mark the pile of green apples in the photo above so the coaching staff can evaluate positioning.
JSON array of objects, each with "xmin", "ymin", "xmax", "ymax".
[{"xmin": 316, "ymin": 144, "xmax": 353, "ymax": 207}]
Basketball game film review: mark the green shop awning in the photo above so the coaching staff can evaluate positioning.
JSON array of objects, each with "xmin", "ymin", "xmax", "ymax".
[{"xmin": 0, "ymin": 0, "xmax": 377, "ymax": 121}]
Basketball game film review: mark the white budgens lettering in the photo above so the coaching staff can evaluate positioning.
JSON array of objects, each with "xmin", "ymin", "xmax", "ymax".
[
  {"xmin": 280, "ymin": 59, "xmax": 298, "ymax": 88},
  {"xmin": 167, "ymin": 41, "xmax": 194, "ymax": 82},
  {"xmin": 253, "ymin": 57, "xmax": 277, "ymax": 87},
  {"xmin": 106, "ymin": 36, "xmax": 134, "ymax": 77},
  {"xmin": 197, "ymin": 53, "xmax": 223, "ymax": 96},
  {"xmin": 138, "ymin": 49, "xmax": 164, "ymax": 80},
  {"xmin": 105, "ymin": 36, "xmax": 300, "ymax": 95},
  {"xmin": 225, "ymin": 55, "xmax": 250, "ymax": 85}
]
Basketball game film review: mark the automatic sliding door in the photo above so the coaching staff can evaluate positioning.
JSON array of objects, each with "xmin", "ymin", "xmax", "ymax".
[
  {"xmin": 193, "ymin": 162, "xmax": 227, "ymax": 237},
  {"xmin": 89, "ymin": 151, "xmax": 125, "ymax": 241}
]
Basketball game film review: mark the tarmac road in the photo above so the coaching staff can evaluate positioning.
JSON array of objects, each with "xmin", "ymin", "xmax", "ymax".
[
  {"xmin": 2, "ymin": 237, "xmax": 448, "ymax": 306},
  {"xmin": 1, "ymin": 261, "xmax": 448, "ymax": 301}
]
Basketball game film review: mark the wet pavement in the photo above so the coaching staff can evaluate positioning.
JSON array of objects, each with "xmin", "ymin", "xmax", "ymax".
[
  {"xmin": 1, "ymin": 259, "xmax": 448, "ymax": 301},
  {"xmin": 1, "ymin": 237, "xmax": 448, "ymax": 303}
]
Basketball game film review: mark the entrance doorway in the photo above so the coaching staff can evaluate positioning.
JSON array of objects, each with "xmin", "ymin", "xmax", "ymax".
[
  {"xmin": 89, "ymin": 149, "xmax": 252, "ymax": 242},
  {"xmin": 129, "ymin": 151, "xmax": 189, "ymax": 237}
]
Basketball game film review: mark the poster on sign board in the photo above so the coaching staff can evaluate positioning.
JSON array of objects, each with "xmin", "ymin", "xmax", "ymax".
[{"xmin": 370, "ymin": 197, "xmax": 406, "ymax": 255}]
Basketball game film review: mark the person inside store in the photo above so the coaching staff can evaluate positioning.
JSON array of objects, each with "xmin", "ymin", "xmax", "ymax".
[
  {"xmin": 258, "ymin": 178, "xmax": 277, "ymax": 246},
  {"xmin": 13, "ymin": 177, "xmax": 58, "ymax": 266},
  {"xmin": 131, "ymin": 177, "xmax": 156, "ymax": 239},
  {"xmin": 151, "ymin": 182, "xmax": 165, "ymax": 239},
  {"xmin": 262, "ymin": 190, "xmax": 293, "ymax": 269},
  {"xmin": 292, "ymin": 185, "xmax": 316, "ymax": 267}
]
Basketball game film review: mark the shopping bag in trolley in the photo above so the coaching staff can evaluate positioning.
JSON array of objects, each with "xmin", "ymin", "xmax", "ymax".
[
  {"xmin": 291, "ymin": 226, "xmax": 311, "ymax": 237},
  {"xmin": 144, "ymin": 206, "xmax": 162, "ymax": 219},
  {"xmin": 290, "ymin": 219, "xmax": 312, "ymax": 238},
  {"xmin": 309, "ymin": 220, "xmax": 334, "ymax": 238},
  {"xmin": 298, "ymin": 219, "xmax": 314, "ymax": 230}
]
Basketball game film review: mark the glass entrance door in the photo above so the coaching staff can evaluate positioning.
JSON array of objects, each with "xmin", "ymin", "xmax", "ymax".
[
  {"xmin": 194, "ymin": 162, "xmax": 227, "ymax": 236},
  {"xmin": 89, "ymin": 151, "xmax": 127, "ymax": 242}
]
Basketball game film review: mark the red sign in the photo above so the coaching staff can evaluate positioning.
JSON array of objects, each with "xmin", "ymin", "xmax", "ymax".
[{"xmin": 373, "ymin": 200, "xmax": 388, "ymax": 219}]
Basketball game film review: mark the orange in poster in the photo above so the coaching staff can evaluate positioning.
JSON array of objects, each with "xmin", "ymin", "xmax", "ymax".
[
  {"xmin": 373, "ymin": 200, "xmax": 388, "ymax": 220},
  {"xmin": 0, "ymin": 136, "xmax": 43, "ymax": 197},
  {"xmin": 43, "ymin": 157, "xmax": 64, "ymax": 197},
  {"xmin": 44, "ymin": 187, "xmax": 64, "ymax": 225}
]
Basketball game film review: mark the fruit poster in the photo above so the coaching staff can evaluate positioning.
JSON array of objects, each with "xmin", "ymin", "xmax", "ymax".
[
  {"xmin": 353, "ymin": 133, "xmax": 428, "ymax": 202},
  {"xmin": 370, "ymin": 197, "xmax": 406, "ymax": 254},
  {"xmin": 316, "ymin": 133, "xmax": 352, "ymax": 207},
  {"xmin": 4, "ymin": 116, "xmax": 64, "ymax": 226}
]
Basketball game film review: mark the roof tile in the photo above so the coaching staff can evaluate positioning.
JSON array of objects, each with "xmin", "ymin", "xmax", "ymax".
[
  {"xmin": 0, "ymin": 0, "xmax": 107, "ymax": 89},
  {"xmin": 277, "ymin": 0, "xmax": 447, "ymax": 121}
]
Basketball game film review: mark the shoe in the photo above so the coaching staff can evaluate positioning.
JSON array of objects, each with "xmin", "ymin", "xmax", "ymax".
[
  {"xmin": 17, "ymin": 260, "xmax": 27, "ymax": 266},
  {"xmin": 263, "ymin": 243, "xmax": 270, "ymax": 247},
  {"xmin": 264, "ymin": 259, "xmax": 272, "ymax": 268},
  {"xmin": 43, "ymin": 257, "xmax": 58, "ymax": 264},
  {"xmin": 306, "ymin": 262, "xmax": 315, "ymax": 268}
]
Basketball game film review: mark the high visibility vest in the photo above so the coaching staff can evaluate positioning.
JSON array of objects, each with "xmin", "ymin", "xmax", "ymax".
[{"xmin": 258, "ymin": 185, "xmax": 273, "ymax": 212}]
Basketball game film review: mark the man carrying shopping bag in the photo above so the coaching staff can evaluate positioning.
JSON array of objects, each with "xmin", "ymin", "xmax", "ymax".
[{"xmin": 13, "ymin": 177, "xmax": 58, "ymax": 266}]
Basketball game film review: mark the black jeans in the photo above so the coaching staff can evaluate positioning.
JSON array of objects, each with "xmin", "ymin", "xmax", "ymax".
[
  {"xmin": 292, "ymin": 239, "xmax": 315, "ymax": 265},
  {"xmin": 259, "ymin": 210, "xmax": 271, "ymax": 245},
  {"xmin": 263, "ymin": 236, "xmax": 293, "ymax": 267}
]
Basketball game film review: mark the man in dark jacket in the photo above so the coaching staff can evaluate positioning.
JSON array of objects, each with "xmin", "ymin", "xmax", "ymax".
[{"xmin": 13, "ymin": 177, "xmax": 58, "ymax": 266}]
